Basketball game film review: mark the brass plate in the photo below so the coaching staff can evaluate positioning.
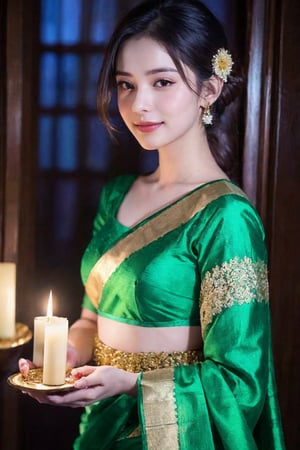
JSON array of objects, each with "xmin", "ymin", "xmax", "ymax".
[
  {"xmin": 7, "ymin": 367, "xmax": 75, "ymax": 394},
  {"xmin": 0, "ymin": 323, "xmax": 32, "ymax": 349}
]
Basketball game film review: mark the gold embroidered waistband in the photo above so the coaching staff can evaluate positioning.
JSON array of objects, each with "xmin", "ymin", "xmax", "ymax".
[{"xmin": 94, "ymin": 336, "xmax": 202, "ymax": 373}]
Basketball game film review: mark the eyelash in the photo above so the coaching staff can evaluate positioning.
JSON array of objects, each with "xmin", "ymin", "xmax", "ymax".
[
  {"xmin": 116, "ymin": 79, "xmax": 175, "ymax": 90},
  {"xmin": 155, "ymin": 79, "xmax": 174, "ymax": 87},
  {"xmin": 116, "ymin": 80, "xmax": 133, "ymax": 90}
]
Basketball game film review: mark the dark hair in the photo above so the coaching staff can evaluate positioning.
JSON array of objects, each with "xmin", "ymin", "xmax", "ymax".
[{"xmin": 97, "ymin": 0, "xmax": 244, "ymax": 181}]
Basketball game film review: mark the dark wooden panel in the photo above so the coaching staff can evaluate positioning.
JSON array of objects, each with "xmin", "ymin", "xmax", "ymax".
[
  {"xmin": 1, "ymin": 1, "xmax": 23, "ymax": 448},
  {"xmin": 244, "ymin": 0, "xmax": 300, "ymax": 448},
  {"xmin": 243, "ymin": 0, "xmax": 266, "ymax": 204},
  {"xmin": 4, "ymin": 0, "xmax": 23, "ymax": 262},
  {"xmin": 266, "ymin": 1, "xmax": 300, "ymax": 448}
]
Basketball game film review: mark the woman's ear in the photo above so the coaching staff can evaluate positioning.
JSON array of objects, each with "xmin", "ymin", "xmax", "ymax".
[{"xmin": 198, "ymin": 75, "xmax": 223, "ymax": 109}]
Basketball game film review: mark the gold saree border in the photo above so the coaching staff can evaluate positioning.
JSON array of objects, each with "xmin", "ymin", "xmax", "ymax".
[
  {"xmin": 86, "ymin": 181, "xmax": 247, "ymax": 307},
  {"xmin": 141, "ymin": 367, "xmax": 179, "ymax": 450}
]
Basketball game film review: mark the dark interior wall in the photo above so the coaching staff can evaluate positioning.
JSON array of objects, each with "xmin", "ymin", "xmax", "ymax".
[{"xmin": 0, "ymin": 0, "xmax": 6, "ymax": 258}]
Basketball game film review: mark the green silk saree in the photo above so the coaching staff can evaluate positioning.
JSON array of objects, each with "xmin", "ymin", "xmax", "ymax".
[{"xmin": 74, "ymin": 175, "xmax": 285, "ymax": 450}]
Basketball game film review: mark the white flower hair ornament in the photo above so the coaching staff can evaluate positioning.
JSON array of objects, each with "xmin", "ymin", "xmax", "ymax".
[{"xmin": 211, "ymin": 48, "xmax": 233, "ymax": 82}]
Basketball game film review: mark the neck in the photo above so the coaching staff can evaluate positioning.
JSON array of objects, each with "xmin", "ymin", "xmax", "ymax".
[{"xmin": 155, "ymin": 133, "xmax": 226, "ymax": 186}]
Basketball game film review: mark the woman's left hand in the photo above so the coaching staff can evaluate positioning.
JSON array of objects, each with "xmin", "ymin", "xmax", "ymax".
[{"xmin": 25, "ymin": 366, "xmax": 139, "ymax": 408}]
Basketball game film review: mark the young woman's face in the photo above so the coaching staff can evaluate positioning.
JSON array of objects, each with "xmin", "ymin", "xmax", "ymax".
[{"xmin": 115, "ymin": 37, "xmax": 202, "ymax": 151}]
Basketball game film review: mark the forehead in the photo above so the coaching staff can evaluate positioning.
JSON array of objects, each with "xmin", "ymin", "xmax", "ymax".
[{"xmin": 116, "ymin": 36, "xmax": 176, "ymax": 70}]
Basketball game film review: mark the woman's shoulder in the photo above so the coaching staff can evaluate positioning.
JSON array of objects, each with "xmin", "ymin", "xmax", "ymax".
[
  {"xmin": 200, "ymin": 179, "xmax": 255, "ymax": 212},
  {"xmin": 198, "ymin": 179, "xmax": 265, "ymax": 235}
]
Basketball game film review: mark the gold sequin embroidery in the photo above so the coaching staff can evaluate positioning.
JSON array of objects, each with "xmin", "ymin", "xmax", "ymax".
[
  {"xmin": 200, "ymin": 256, "xmax": 269, "ymax": 336},
  {"xmin": 94, "ymin": 337, "xmax": 202, "ymax": 373}
]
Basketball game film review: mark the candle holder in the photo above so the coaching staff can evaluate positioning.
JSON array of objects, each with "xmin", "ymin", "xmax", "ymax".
[
  {"xmin": 0, "ymin": 323, "xmax": 32, "ymax": 350},
  {"xmin": 7, "ymin": 367, "xmax": 74, "ymax": 394},
  {"xmin": 0, "ymin": 323, "xmax": 32, "ymax": 375}
]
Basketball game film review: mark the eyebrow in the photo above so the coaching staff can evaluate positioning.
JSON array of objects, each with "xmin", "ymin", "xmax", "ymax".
[{"xmin": 115, "ymin": 67, "xmax": 178, "ymax": 77}]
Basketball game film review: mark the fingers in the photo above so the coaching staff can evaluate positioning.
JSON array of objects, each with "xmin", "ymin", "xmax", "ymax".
[
  {"xmin": 71, "ymin": 365, "xmax": 112, "ymax": 390},
  {"xmin": 18, "ymin": 358, "xmax": 35, "ymax": 377},
  {"xmin": 72, "ymin": 366, "xmax": 104, "ymax": 389},
  {"xmin": 72, "ymin": 368, "xmax": 98, "ymax": 389},
  {"xmin": 73, "ymin": 377, "xmax": 89, "ymax": 389},
  {"xmin": 73, "ymin": 374, "xmax": 101, "ymax": 389},
  {"xmin": 48, "ymin": 386, "xmax": 104, "ymax": 408},
  {"xmin": 71, "ymin": 365, "xmax": 96, "ymax": 380}
]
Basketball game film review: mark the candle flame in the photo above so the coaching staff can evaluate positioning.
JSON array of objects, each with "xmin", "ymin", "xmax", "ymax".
[{"xmin": 47, "ymin": 290, "xmax": 53, "ymax": 317}]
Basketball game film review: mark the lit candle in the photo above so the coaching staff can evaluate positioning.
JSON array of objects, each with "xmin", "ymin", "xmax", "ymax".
[
  {"xmin": 32, "ymin": 291, "xmax": 53, "ymax": 366},
  {"xmin": 42, "ymin": 292, "xmax": 68, "ymax": 385},
  {"xmin": 0, "ymin": 262, "xmax": 16, "ymax": 339}
]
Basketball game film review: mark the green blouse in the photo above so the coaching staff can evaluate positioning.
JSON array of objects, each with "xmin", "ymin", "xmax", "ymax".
[{"xmin": 81, "ymin": 175, "xmax": 267, "ymax": 335}]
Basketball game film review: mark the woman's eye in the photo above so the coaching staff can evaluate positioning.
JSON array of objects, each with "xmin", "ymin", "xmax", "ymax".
[
  {"xmin": 155, "ymin": 79, "xmax": 174, "ymax": 87},
  {"xmin": 116, "ymin": 80, "xmax": 134, "ymax": 90}
]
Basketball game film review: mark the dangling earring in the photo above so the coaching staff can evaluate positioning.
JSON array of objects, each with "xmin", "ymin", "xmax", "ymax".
[{"xmin": 202, "ymin": 105, "xmax": 213, "ymax": 126}]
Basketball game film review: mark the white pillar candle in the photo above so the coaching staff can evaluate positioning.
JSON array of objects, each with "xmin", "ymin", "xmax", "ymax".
[
  {"xmin": 43, "ymin": 317, "xmax": 69, "ymax": 385},
  {"xmin": 32, "ymin": 316, "xmax": 49, "ymax": 366},
  {"xmin": 33, "ymin": 290, "xmax": 53, "ymax": 366},
  {"xmin": 0, "ymin": 262, "xmax": 16, "ymax": 339}
]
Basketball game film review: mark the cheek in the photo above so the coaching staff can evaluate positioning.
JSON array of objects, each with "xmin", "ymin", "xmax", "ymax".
[
  {"xmin": 160, "ymin": 91, "xmax": 199, "ymax": 114},
  {"xmin": 117, "ymin": 98, "xmax": 130, "ymax": 123},
  {"xmin": 117, "ymin": 97, "xmax": 126, "ymax": 113}
]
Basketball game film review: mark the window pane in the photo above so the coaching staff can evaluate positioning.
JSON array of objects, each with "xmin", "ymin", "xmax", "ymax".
[
  {"xmin": 84, "ymin": 54, "xmax": 102, "ymax": 108},
  {"xmin": 86, "ymin": 117, "xmax": 111, "ymax": 171},
  {"xmin": 59, "ymin": 54, "xmax": 81, "ymax": 107},
  {"xmin": 41, "ymin": 0, "xmax": 83, "ymax": 44},
  {"xmin": 40, "ymin": 53, "xmax": 82, "ymax": 108},
  {"xmin": 89, "ymin": 1, "xmax": 117, "ymax": 43},
  {"xmin": 38, "ymin": 115, "xmax": 55, "ymax": 169},
  {"xmin": 56, "ymin": 115, "xmax": 79, "ymax": 171},
  {"xmin": 60, "ymin": 0, "xmax": 82, "ymax": 44},
  {"xmin": 38, "ymin": 0, "xmax": 126, "ymax": 177},
  {"xmin": 40, "ymin": 53, "xmax": 58, "ymax": 107},
  {"xmin": 40, "ymin": 0, "xmax": 60, "ymax": 44}
]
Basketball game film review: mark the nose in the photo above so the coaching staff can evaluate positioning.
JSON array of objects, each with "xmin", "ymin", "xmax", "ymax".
[{"xmin": 131, "ymin": 86, "xmax": 152, "ymax": 113}]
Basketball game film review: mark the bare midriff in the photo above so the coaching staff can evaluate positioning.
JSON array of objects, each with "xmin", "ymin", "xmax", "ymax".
[{"xmin": 97, "ymin": 316, "xmax": 202, "ymax": 353}]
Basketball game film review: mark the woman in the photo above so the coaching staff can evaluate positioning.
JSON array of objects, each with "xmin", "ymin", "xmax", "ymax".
[{"xmin": 20, "ymin": 1, "xmax": 285, "ymax": 448}]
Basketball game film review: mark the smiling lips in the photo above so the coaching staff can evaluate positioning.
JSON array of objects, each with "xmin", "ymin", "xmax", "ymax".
[{"xmin": 134, "ymin": 122, "xmax": 163, "ymax": 133}]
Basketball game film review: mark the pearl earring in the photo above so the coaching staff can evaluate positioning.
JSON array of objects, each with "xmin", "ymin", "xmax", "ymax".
[{"xmin": 202, "ymin": 105, "xmax": 213, "ymax": 126}]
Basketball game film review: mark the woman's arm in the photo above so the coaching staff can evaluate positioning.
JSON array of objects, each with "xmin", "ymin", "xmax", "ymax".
[{"xmin": 67, "ymin": 308, "xmax": 98, "ymax": 367}]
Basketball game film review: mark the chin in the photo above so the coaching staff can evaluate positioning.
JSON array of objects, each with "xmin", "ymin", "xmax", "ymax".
[
  {"xmin": 133, "ymin": 138, "xmax": 159, "ymax": 151},
  {"xmin": 140, "ymin": 144, "xmax": 159, "ymax": 151}
]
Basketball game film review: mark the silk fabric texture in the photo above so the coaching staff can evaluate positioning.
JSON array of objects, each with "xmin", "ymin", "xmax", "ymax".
[{"xmin": 74, "ymin": 175, "xmax": 285, "ymax": 449}]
